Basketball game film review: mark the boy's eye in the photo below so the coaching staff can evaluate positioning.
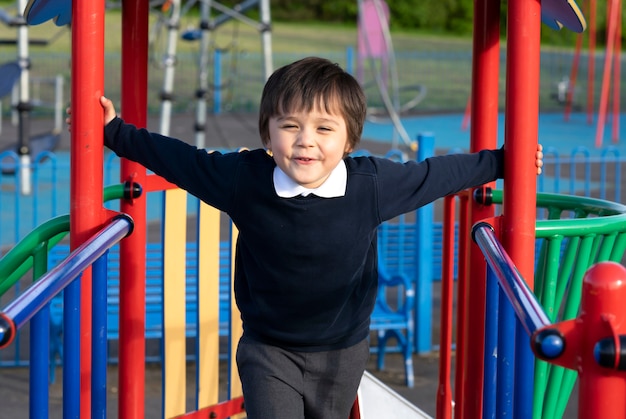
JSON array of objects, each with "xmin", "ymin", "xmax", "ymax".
[{"xmin": 318, "ymin": 126, "xmax": 332, "ymax": 132}]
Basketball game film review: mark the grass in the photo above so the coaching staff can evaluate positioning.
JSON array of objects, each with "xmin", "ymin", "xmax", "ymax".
[
  {"xmin": 0, "ymin": 7, "xmax": 615, "ymax": 117},
  {"xmin": 0, "ymin": 9, "xmax": 473, "ymax": 54},
  {"xmin": 0, "ymin": 9, "xmax": 477, "ymax": 116}
]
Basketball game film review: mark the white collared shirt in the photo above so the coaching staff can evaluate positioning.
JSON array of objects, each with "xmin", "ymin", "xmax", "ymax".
[{"xmin": 273, "ymin": 160, "xmax": 347, "ymax": 198}]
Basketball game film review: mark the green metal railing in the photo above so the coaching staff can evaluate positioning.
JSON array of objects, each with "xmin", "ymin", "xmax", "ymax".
[
  {"xmin": 0, "ymin": 184, "xmax": 127, "ymax": 296},
  {"xmin": 490, "ymin": 189, "xmax": 626, "ymax": 419}
]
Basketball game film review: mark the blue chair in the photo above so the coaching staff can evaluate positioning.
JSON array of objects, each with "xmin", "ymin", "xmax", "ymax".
[{"xmin": 370, "ymin": 254, "xmax": 415, "ymax": 388}]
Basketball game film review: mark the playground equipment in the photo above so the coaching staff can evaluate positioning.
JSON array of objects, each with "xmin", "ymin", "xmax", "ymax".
[
  {"xmin": 462, "ymin": 0, "xmax": 586, "ymax": 131},
  {"xmin": 151, "ymin": 0, "xmax": 272, "ymax": 146},
  {"xmin": 182, "ymin": 0, "xmax": 272, "ymax": 148},
  {"xmin": 436, "ymin": 188, "xmax": 626, "ymax": 419},
  {"xmin": 563, "ymin": 0, "xmax": 622, "ymax": 147},
  {"xmin": 356, "ymin": 0, "xmax": 424, "ymax": 152},
  {"xmin": 471, "ymin": 221, "xmax": 626, "ymax": 418},
  {"xmin": 5, "ymin": 0, "xmax": 626, "ymax": 417},
  {"xmin": 0, "ymin": 1, "xmax": 66, "ymax": 190}
]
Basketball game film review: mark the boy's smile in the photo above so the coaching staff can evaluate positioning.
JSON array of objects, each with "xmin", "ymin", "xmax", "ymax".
[{"xmin": 268, "ymin": 108, "xmax": 353, "ymax": 190}]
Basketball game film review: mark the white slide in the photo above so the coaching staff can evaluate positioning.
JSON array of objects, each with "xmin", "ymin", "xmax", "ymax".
[{"xmin": 357, "ymin": 371, "xmax": 433, "ymax": 419}]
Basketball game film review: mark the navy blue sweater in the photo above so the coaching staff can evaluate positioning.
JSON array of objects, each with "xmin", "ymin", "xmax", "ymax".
[{"xmin": 104, "ymin": 118, "xmax": 503, "ymax": 351}]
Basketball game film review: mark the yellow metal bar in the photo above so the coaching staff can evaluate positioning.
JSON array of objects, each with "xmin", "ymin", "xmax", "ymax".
[
  {"xmin": 163, "ymin": 188, "xmax": 188, "ymax": 418},
  {"xmin": 229, "ymin": 224, "xmax": 244, "ymax": 408},
  {"xmin": 197, "ymin": 202, "xmax": 221, "ymax": 408}
]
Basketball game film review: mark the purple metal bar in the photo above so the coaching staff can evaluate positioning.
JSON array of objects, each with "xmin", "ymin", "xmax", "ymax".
[
  {"xmin": 471, "ymin": 221, "xmax": 551, "ymax": 335},
  {"xmin": 0, "ymin": 214, "xmax": 133, "ymax": 346}
]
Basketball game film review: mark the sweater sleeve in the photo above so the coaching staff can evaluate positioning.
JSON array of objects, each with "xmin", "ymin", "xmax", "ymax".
[
  {"xmin": 104, "ymin": 117, "xmax": 238, "ymax": 211},
  {"xmin": 373, "ymin": 148, "xmax": 503, "ymax": 221}
]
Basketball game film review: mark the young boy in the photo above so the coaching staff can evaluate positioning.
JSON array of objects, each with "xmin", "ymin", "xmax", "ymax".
[{"xmin": 92, "ymin": 57, "xmax": 542, "ymax": 419}]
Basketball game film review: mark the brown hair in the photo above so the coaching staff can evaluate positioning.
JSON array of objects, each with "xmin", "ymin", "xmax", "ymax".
[{"xmin": 258, "ymin": 57, "xmax": 367, "ymax": 152}]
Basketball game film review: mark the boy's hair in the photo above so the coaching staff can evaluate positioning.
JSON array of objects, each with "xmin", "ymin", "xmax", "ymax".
[{"xmin": 258, "ymin": 57, "xmax": 367, "ymax": 152}]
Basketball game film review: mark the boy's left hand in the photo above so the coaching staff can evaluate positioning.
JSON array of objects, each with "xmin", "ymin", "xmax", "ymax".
[{"xmin": 536, "ymin": 144, "xmax": 544, "ymax": 175}]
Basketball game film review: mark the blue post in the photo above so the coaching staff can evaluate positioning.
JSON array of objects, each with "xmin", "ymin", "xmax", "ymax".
[
  {"xmin": 92, "ymin": 254, "xmax": 108, "ymax": 419},
  {"xmin": 414, "ymin": 133, "xmax": 434, "ymax": 353},
  {"xmin": 63, "ymin": 278, "xmax": 81, "ymax": 419},
  {"xmin": 30, "ymin": 245, "xmax": 49, "ymax": 419},
  {"xmin": 483, "ymin": 268, "xmax": 500, "ymax": 419},
  {"xmin": 514, "ymin": 319, "xmax": 534, "ymax": 419},
  {"xmin": 496, "ymin": 288, "xmax": 515, "ymax": 418},
  {"xmin": 213, "ymin": 50, "xmax": 222, "ymax": 115}
]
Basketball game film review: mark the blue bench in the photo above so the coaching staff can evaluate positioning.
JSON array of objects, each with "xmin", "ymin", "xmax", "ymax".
[{"xmin": 48, "ymin": 242, "xmax": 232, "ymax": 381}]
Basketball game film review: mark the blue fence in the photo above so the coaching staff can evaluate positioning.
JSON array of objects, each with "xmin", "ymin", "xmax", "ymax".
[{"xmin": 0, "ymin": 142, "xmax": 623, "ymax": 367}]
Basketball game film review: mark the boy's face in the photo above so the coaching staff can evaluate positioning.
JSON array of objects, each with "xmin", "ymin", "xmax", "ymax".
[{"xmin": 268, "ymin": 107, "xmax": 352, "ymax": 189}]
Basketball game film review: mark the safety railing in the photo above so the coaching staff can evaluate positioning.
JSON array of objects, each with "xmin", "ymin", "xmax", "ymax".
[
  {"xmin": 489, "ymin": 189, "xmax": 626, "ymax": 418},
  {"xmin": 0, "ymin": 183, "xmax": 133, "ymax": 367},
  {"xmin": 439, "ymin": 187, "xmax": 626, "ymax": 418},
  {"xmin": 0, "ymin": 214, "xmax": 134, "ymax": 418},
  {"xmin": 472, "ymin": 221, "xmax": 626, "ymax": 418}
]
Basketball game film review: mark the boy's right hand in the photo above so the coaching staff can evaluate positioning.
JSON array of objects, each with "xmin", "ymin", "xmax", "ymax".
[
  {"xmin": 100, "ymin": 96, "xmax": 117, "ymax": 125},
  {"xmin": 65, "ymin": 95, "xmax": 118, "ymax": 131}
]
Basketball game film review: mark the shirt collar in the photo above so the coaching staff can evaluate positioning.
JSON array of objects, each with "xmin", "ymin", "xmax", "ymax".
[{"xmin": 273, "ymin": 160, "xmax": 347, "ymax": 198}]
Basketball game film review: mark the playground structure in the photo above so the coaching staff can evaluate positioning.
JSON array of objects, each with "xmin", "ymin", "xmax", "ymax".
[
  {"xmin": 3, "ymin": 0, "xmax": 626, "ymax": 419},
  {"xmin": 562, "ymin": 0, "xmax": 623, "ymax": 148},
  {"xmin": 355, "ymin": 0, "xmax": 426, "ymax": 152},
  {"xmin": 148, "ymin": 0, "xmax": 272, "ymax": 147},
  {"xmin": 0, "ymin": 0, "xmax": 67, "ymax": 192}
]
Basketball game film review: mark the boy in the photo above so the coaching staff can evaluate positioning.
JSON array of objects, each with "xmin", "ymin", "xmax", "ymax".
[{"xmin": 84, "ymin": 57, "xmax": 542, "ymax": 419}]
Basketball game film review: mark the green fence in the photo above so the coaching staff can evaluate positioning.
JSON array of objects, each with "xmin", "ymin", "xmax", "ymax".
[{"xmin": 490, "ymin": 189, "xmax": 626, "ymax": 418}]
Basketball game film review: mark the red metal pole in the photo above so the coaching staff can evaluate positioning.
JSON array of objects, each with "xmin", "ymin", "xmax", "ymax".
[
  {"xmin": 437, "ymin": 195, "xmax": 456, "ymax": 419},
  {"xmin": 594, "ymin": 0, "xmax": 619, "ymax": 148},
  {"xmin": 534, "ymin": 262, "xmax": 626, "ymax": 417},
  {"xmin": 119, "ymin": 1, "xmax": 149, "ymax": 418},
  {"xmin": 461, "ymin": 96, "xmax": 471, "ymax": 131},
  {"xmin": 502, "ymin": 0, "xmax": 540, "ymax": 292},
  {"xmin": 70, "ymin": 0, "xmax": 106, "ymax": 416},
  {"xmin": 578, "ymin": 262, "xmax": 626, "ymax": 416},
  {"xmin": 458, "ymin": 0, "xmax": 499, "ymax": 417},
  {"xmin": 611, "ymin": 0, "xmax": 621, "ymax": 143},
  {"xmin": 502, "ymin": 0, "xmax": 541, "ymax": 411},
  {"xmin": 454, "ymin": 193, "xmax": 469, "ymax": 419},
  {"xmin": 564, "ymin": 31, "xmax": 583, "ymax": 122},
  {"xmin": 587, "ymin": 0, "xmax": 597, "ymax": 125}
]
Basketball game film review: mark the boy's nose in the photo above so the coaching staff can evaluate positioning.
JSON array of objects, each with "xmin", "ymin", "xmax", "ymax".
[{"xmin": 296, "ymin": 129, "xmax": 315, "ymax": 147}]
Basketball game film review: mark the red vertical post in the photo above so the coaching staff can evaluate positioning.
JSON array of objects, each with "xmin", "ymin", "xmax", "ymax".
[
  {"xmin": 457, "ymin": 0, "xmax": 499, "ymax": 417},
  {"xmin": 564, "ymin": 32, "xmax": 583, "ymax": 122},
  {"xmin": 587, "ymin": 0, "xmax": 597, "ymax": 124},
  {"xmin": 70, "ymin": 0, "xmax": 106, "ymax": 416},
  {"xmin": 119, "ymin": 1, "xmax": 149, "ymax": 418},
  {"xmin": 578, "ymin": 262, "xmax": 626, "ymax": 416},
  {"xmin": 611, "ymin": 0, "xmax": 621, "ymax": 143},
  {"xmin": 502, "ymin": 0, "xmax": 540, "ymax": 296},
  {"xmin": 594, "ymin": 0, "xmax": 619, "ymax": 148},
  {"xmin": 437, "ymin": 195, "xmax": 456, "ymax": 419},
  {"xmin": 502, "ymin": 0, "xmax": 541, "ymax": 412}
]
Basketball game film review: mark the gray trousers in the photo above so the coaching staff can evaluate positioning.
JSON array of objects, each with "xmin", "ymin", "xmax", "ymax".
[{"xmin": 236, "ymin": 335, "xmax": 370, "ymax": 419}]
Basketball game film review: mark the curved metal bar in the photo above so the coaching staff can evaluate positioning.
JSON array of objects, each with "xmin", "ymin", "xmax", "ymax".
[
  {"xmin": 0, "ymin": 214, "xmax": 133, "ymax": 347},
  {"xmin": 471, "ymin": 221, "xmax": 551, "ymax": 336}
]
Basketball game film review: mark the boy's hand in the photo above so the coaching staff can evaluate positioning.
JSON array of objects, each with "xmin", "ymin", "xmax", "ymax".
[
  {"xmin": 65, "ymin": 95, "xmax": 118, "ymax": 131},
  {"xmin": 536, "ymin": 144, "xmax": 544, "ymax": 175},
  {"xmin": 100, "ymin": 96, "xmax": 117, "ymax": 125}
]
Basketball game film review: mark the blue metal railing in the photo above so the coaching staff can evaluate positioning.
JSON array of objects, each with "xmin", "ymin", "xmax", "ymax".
[
  {"xmin": 0, "ymin": 214, "xmax": 133, "ymax": 419},
  {"xmin": 471, "ymin": 221, "xmax": 565, "ymax": 419}
]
